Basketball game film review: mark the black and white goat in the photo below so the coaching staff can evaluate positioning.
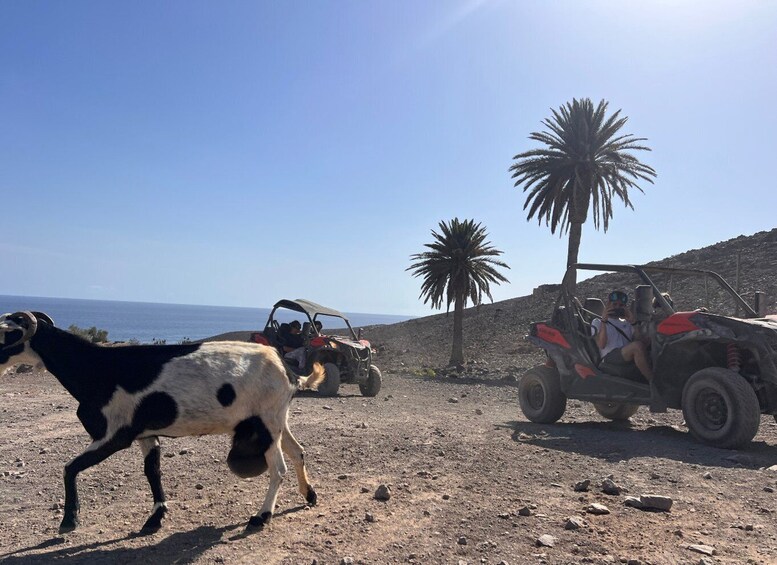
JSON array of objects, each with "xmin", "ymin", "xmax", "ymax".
[{"xmin": 0, "ymin": 311, "xmax": 325, "ymax": 534}]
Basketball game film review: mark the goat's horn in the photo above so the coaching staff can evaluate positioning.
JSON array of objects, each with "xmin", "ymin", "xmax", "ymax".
[
  {"xmin": 2, "ymin": 311, "xmax": 38, "ymax": 350},
  {"xmin": 31, "ymin": 312, "xmax": 55, "ymax": 326}
]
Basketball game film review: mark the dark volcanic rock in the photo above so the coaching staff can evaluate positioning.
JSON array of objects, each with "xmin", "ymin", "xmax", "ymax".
[{"xmin": 354, "ymin": 229, "xmax": 777, "ymax": 374}]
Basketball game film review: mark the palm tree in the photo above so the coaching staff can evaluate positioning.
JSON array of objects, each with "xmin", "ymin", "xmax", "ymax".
[
  {"xmin": 509, "ymin": 98, "xmax": 656, "ymax": 287},
  {"xmin": 407, "ymin": 218, "xmax": 510, "ymax": 367}
]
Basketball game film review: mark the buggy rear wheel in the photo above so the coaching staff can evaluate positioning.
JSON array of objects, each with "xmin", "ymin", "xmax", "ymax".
[
  {"xmin": 318, "ymin": 363, "xmax": 341, "ymax": 397},
  {"xmin": 359, "ymin": 365, "xmax": 382, "ymax": 397},
  {"xmin": 518, "ymin": 365, "xmax": 566, "ymax": 424},
  {"xmin": 593, "ymin": 402, "xmax": 639, "ymax": 421},
  {"xmin": 682, "ymin": 367, "xmax": 760, "ymax": 449}
]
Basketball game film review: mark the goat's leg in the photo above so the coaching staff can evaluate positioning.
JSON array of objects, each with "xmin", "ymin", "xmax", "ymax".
[
  {"xmin": 137, "ymin": 436, "xmax": 167, "ymax": 533},
  {"xmin": 61, "ymin": 429, "xmax": 135, "ymax": 533},
  {"xmin": 281, "ymin": 424, "xmax": 317, "ymax": 506},
  {"xmin": 247, "ymin": 439, "xmax": 287, "ymax": 529}
]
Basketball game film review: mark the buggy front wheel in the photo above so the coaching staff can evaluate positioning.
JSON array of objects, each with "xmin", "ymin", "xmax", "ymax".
[
  {"xmin": 319, "ymin": 363, "xmax": 341, "ymax": 397},
  {"xmin": 518, "ymin": 365, "xmax": 566, "ymax": 424},
  {"xmin": 359, "ymin": 365, "xmax": 382, "ymax": 397}
]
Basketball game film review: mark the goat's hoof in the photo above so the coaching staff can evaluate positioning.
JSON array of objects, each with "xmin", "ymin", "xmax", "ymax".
[
  {"xmin": 305, "ymin": 487, "xmax": 318, "ymax": 507},
  {"xmin": 247, "ymin": 512, "xmax": 272, "ymax": 530},
  {"xmin": 58, "ymin": 518, "xmax": 78, "ymax": 534},
  {"xmin": 140, "ymin": 503, "xmax": 167, "ymax": 534}
]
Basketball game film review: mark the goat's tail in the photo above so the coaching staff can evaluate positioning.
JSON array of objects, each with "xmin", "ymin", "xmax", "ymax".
[{"xmin": 298, "ymin": 362, "xmax": 325, "ymax": 391}]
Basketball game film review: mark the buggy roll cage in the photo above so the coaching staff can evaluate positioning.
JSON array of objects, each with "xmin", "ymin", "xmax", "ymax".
[
  {"xmin": 266, "ymin": 298, "xmax": 360, "ymax": 341},
  {"xmin": 554, "ymin": 263, "xmax": 758, "ymax": 324}
]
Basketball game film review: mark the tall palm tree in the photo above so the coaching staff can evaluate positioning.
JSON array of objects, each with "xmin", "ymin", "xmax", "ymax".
[
  {"xmin": 509, "ymin": 98, "xmax": 656, "ymax": 287},
  {"xmin": 407, "ymin": 218, "xmax": 510, "ymax": 367}
]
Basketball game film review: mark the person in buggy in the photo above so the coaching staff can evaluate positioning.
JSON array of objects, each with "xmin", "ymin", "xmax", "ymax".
[
  {"xmin": 591, "ymin": 290, "xmax": 654, "ymax": 383},
  {"xmin": 651, "ymin": 292, "xmax": 674, "ymax": 322},
  {"xmin": 282, "ymin": 320, "xmax": 307, "ymax": 368}
]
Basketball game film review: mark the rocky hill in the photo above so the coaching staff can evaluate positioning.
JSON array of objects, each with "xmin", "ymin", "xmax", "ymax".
[{"xmin": 358, "ymin": 228, "xmax": 777, "ymax": 377}]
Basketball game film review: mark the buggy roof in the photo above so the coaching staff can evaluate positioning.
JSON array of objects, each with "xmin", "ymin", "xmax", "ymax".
[{"xmin": 272, "ymin": 299, "xmax": 349, "ymax": 320}]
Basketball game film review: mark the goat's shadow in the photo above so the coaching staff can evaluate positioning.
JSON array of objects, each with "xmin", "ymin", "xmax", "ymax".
[
  {"xmin": 501, "ymin": 419, "xmax": 777, "ymax": 469},
  {"xmin": 0, "ymin": 524, "xmax": 235, "ymax": 565},
  {"xmin": 1, "ymin": 503, "xmax": 313, "ymax": 564}
]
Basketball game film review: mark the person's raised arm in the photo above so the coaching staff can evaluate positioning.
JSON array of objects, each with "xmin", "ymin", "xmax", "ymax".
[{"xmin": 596, "ymin": 303, "xmax": 613, "ymax": 350}]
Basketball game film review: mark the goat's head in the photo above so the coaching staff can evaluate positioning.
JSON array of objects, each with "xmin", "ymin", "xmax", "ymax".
[{"xmin": 0, "ymin": 311, "xmax": 53, "ymax": 373}]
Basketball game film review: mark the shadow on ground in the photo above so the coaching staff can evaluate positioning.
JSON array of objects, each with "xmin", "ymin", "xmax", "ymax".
[
  {"xmin": 416, "ymin": 374, "xmax": 521, "ymax": 389},
  {"xmin": 295, "ymin": 390, "xmax": 362, "ymax": 399},
  {"xmin": 501, "ymin": 419, "xmax": 777, "ymax": 469},
  {"xmin": 0, "ymin": 524, "xmax": 234, "ymax": 565},
  {"xmin": 1, "ymin": 503, "xmax": 315, "ymax": 565}
]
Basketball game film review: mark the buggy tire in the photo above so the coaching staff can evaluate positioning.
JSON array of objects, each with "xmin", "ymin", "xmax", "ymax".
[
  {"xmin": 518, "ymin": 365, "xmax": 566, "ymax": 424},
  {"xmin": 359, "ymin": 365, "xmax": 382, "ymax": 397},
  {"xmin": 682, "ymin": 367, "xmax": 761, "ymax": 449},
  {"xmin": 593, "ymin": 402, "xmax": 639, "ymax": 421},
  {"xmin": 319, "ymin": 363, "xmax": 341, "ymax": 397}
]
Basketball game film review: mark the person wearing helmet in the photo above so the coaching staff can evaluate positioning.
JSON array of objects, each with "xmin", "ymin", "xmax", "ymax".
[
  {"xmin": 591, "ymin": 290, "xmax": 654, "ymax": 382},
  {"xmin": 651, "ymin": 292, "xmax": 675, "ymax": 322},
  {"xmin": 283, "ymin": 320, "xmax": 307, "ymax": 368}
]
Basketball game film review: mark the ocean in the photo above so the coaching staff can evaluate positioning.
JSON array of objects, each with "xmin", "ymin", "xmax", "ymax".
[{"xmin": 0, "ymin": 295, "xmax": 413, "ymax": 344}]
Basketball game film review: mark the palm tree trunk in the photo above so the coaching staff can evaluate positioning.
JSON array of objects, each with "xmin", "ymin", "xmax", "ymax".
[
  {"xmin": 449, "ymin": 294, "xmax": 465, "ymax": 367},
  {"xmin": 565, "ymin": 222, "xmax": 583, "ymax": 291}
]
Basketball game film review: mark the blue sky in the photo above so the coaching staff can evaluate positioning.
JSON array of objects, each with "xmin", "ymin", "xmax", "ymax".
[{"xmin": 2, "ymin": 0, "xmax": 775, "ymax": 316}]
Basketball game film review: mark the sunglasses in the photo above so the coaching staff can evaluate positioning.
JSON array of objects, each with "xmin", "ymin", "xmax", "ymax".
[{"xmin": 608, "ymin": 291, "xmax": 628, "ymax": 304}]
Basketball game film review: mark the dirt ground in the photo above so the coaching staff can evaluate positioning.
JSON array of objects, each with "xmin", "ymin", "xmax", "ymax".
[{"xmin": 2, "ymin": 366, "xmax": 777, "ymax": 565}]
